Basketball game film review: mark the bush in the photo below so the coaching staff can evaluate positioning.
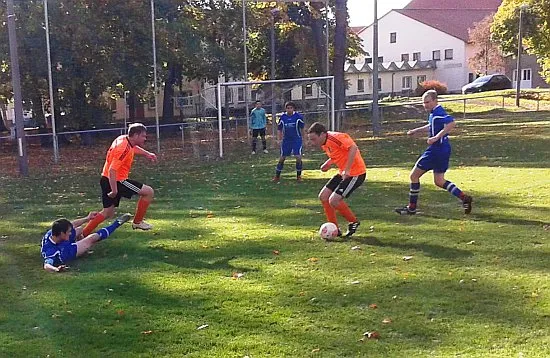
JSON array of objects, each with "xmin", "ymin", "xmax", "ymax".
[{"xmin": 415, "ymin": 80, "xmax": 448, "ymax": 96}]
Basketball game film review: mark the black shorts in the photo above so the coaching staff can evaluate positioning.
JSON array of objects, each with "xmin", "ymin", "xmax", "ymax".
[
  {"xmin": 100, "ymin": 176, "xmax": 143, "ymax": 208},
  {"xmin": 252, "ymin": 128, "xmax": 266, "ymax": 137},
  {"xmin": 325, "ymin": 173, "xmax": 366, "ymax": 198}
]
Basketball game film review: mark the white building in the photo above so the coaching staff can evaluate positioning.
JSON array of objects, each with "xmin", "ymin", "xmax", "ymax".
[{"xmin": 347, "ymin": 0, "xmax": 503, "ymax": 97}]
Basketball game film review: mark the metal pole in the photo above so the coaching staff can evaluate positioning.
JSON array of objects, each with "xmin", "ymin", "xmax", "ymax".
[
  {"xmin": 242, "ymin": 0, "xmax": 250, "ymax": 140},
  {"xmin": 515, "ymin": 5, "xmax": 526, "ymax": 107},
  {"xmin": 151, "ymin": 0, "xmax": 160, "ymax": 153},
  {"xmin": 217, "ymin": 83, "xmax": 223, "ymax": 158},
  {"xmin": 371, "ymin": 0, "xmax": 381, "ymax": 136},
  {"xmin": 44, "ymin": 0, "xmax": 58, "ymax": 163},
  {"xmin": 330, "ymin": 77, "xmax": 335, "ymax": 130},
  {"xmin": 325, "ymin": 4, "xmax": 331, "ymax": 130},
  {"xmin": 270, "ymin": 9, "xmax": 278, "ymax": 139},
  {"xmin": 6, "ymin": 0, "xmax": 28, "ymax": 176}
]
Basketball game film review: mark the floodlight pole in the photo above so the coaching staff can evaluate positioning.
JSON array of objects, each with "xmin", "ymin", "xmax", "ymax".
[
  {"xmin": 124, "ymin": 90, "xmax": 129, "ymax": 133},
  {"xmin": 6, "ymin": 0, "xmax": 28, "ymax": 176},
  {"xmin": 151, "ymin": 0, "xmax": 160, "ymax": 153},
  {"xmin": 371, "ymin": 0, "xmax": 381, "ymax": 136},
  {"xmin": 270, "ymin": 9, "xmax": 278, "ymax": 139},
  {"xmin": 515, "ymin": 4, "xmax": 528, "ymax": 107},
  {"xmin": 44, "ymin": 0, "xmax": 59, "ymax": 163}
]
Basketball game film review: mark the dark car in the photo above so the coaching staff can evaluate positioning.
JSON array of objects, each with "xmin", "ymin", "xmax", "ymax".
[{"xmin": 462, "ymin": 74, "xmax": 512, "ymax": 94}]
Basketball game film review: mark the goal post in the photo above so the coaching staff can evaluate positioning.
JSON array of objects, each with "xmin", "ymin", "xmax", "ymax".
[{"xmin": 216, "ymin": 75, "xmax": 335, "ymax": 158}]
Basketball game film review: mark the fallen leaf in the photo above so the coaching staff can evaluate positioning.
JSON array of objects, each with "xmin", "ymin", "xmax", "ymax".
[
  {"xmin": 232, "ymin": 272, "xmax": 244, "ymax": 279},
  {"xmin": 382, "ymin": 318, "xmax": 392, "ymax": 324},
  {"xmin": 197, "ymin": 324, "xmax": 209, "ymax": 330},
  {"xmin": 311, "ymin": 348, "xmax": 320, "ymax": 353},
  {"xmin": 466, "ymin": 240, "xmax": 476, "ymax": 245},
  {"xmin": 369, "ymin": 304, "xmax": 378, "ymax": 309},
  {"xmin": 350, "ymin": 280, "xmax": 361, "ymax": 285},
  {"xmin": 206, "ymin": 213, "xmax": 215, "ymax": 218},
  {"xmin": 307, "ymin": 257, "xmax": 319, "ymax": 263},
  {"xmin": 403, "ymin": 256, "xmax": 413, "ymax": 261},
  {"xmin": 351, "ymin": 246, "xmax": 361, "ymax": 251},
  {"xmin": 273, "ymin": 250, "xmax": 280, "ymax": 255},
  {"xmin": 117, "ymin": 310, "xmax": 125, "ymax": 316},
  {"xmin": 363, "ymin": 331, "xmax": 380, "ymax": 339},
  {"xmin": 141, "ymin": 330, "xmax": 153, "ymax": 335},
  {"xmin": 542, "ymin": 224, "xmax": 549, "ymax": 231}
]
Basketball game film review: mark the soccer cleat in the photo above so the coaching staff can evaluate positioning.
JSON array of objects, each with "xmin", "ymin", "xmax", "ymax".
[
  {"xmin": 251, "ymin": 151, "xmax": 256, "ymax": 155},
  {"xmin": 337, "ymin": 229, "xmax": 342, "ymax": 237},
  {"xmin": 272, "ymin": 176, "xmax": 280, "ymax": 183},
  {"xmin": 132, "ymin": 220, "xmax": 153, "ymax": 230},
  {"xmin": 344, "ymin": 221, "xmax": 360, "ymax": 237},
  {"xmin": 462, "ymin": 195, "xmax": 473, "ymax": 214},
  {"xmin": 263, "ymin": 149, "xmax": 269, "ymax": 154},
  {"xmin": 296, "ymin": 176, "xmax": 303, "ymax": 183},
  {"xmin": 395, "ymin": 206, "xmax": 416, "ymax": 215},
  {"xmin": 116, "ymin": 213, "xmax": 133, "ymax": 225}
]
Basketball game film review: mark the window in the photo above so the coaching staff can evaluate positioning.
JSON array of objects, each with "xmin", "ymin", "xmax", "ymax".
[
  {"xmin": 468, "ymin": 73, "xmax": 475, "ymax": 83},
  {"xmin": 378, "ymin": 56, "xmax": 384, "ymax": 63},
  {"xmin": 304, "ymin": 84, "xmax": 313, "ymax": 96},
  {"xmin": 225, "ymin": 88, "xmax": 233, "ymax": 104},
  {"xmin": 357, "ymin": 79, "xmax": 365, "ymax": 93},
  {"xmin": 402, "ymin": 76, "xmax": 412, "ymax": 89},
  {"xmin": 176, "ymin": 91, "xmax": 193, "ymax": 107},
  {"xmin": 432, "ymin": 50, "xmax": 441, "ymax": 61},
  {"xmin": 416, "ymin": 75, "xmax": 426, "ymax": 84},
  {"xmin": 390, "ymin": 32, "xmax": 397, "ymax": 43},
  {"xmin": 110, "ymin": 98, "xmax": 117, "ymax": 111},
  {"xmin": 522, "ymin": 68, "xmax": 532, "ymax": 81},
  {"xmin": 377, "ymin": 78, "xmax": 382, "ymax": 91},
  {"xmin": 148, "ymin": 95, "xmax": 156, "ymax": 109},
  {"xmin": 401, "ymin": 53, "xmax": 409, "ymax": 62},
  {"xmin": 413, "ymin": 52, "xmax": 421, "ymax": 61},
  {"xmin": 237, "ymin": 87, "xmax": 245, "ymax": 102},
  {"xmin": 366, "ymin": 58, "xmax": 373, "ymax": 64},
  {"xmin": 444, "ymin": 49, "xmax": 453, "ymax": 60},
  {"xmin": 512, "ymin": 70, "xmax": 517, "ymax": 82}
]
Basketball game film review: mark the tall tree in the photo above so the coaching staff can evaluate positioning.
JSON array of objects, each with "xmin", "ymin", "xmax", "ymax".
[
  {"xmin": 468, "ymin": 14, "xmax": 505, "ymax": 75},
  {"xmin": 333, "ymin": 0, "xmax": 347, "ymax": 112},
  {"xmin": 492, "ymin": 0, "xmax": 547, "ymax": 81}
]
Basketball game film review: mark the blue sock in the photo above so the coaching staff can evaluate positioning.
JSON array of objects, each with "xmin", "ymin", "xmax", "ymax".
[
  {"xmin": 296, "ymin": 161, "xmax": 303, "ymax": 177},
  {"xmin": 408, "ymin": 182, "xmax": 420, "ymax": 210},
  {"xmin": 443, "ymin": 180, "xmax": 464, "ymax": 200},
  {"xmin": 96, "ymin": 220, "xmax": 122, "ymax": 241},
  {"xmin": 275, "ymin": 162, "xmax": 284, "ymax": 177}
]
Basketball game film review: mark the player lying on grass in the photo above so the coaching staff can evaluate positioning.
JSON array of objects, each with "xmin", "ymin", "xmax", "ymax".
[
  {"xmin": 307, "ymin": 122, "xmax": 366, "ymax": 238},
  {"xmin": 40, "ymin": 212, "xmax": 131, "ymax": 273}
]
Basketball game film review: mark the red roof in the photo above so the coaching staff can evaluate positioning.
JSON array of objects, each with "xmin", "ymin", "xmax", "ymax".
[
  {"xmin": 396, "ymin": 0, "xmax": 501, "ymax": 42},
  {"xmin": 404, "ymin": 0, "xmax": 501, "ymax": 10},
  {"xmin": 350, "ymin": 26, "xmax": 367, "ymax": 35}
]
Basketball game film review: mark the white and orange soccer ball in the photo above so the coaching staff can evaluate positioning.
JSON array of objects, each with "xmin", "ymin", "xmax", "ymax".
[{"xmin": 319, "ymin": 222, "xmax": 339, "ymax": 239}]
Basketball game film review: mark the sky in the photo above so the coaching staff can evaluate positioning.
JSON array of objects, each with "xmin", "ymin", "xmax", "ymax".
[{"xmin": 347, "ymin": 0, "xmax": 412, "ymax": 27}]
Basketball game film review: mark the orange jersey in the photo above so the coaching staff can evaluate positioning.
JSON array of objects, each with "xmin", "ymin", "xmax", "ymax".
[
  {"xmin": 101, "ymin": 135, "xmax": 136, "ymax": 181},
  {"xmin": 321, "ymin": 131, "xmax": 366, "ymax": 176}
]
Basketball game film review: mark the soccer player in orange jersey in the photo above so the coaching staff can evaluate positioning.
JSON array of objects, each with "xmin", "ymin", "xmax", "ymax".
[
  {"xmin": 307, "ymin": 122, "xmax": 366, "ymax": 237},
  {"xmin": 82, "ymin": 123, "xmax": 157, "ymax": 236}
]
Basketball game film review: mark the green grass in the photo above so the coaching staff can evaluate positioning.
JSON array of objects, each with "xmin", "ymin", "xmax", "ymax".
[{"xmin": 1, "ymin": 109, "xmax": 549, "ymax": 357}]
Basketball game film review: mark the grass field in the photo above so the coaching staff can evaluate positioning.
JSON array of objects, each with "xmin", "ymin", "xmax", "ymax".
[{"xmin": 1, "ymin": 107, "xmax": 549, "ymax": 357}]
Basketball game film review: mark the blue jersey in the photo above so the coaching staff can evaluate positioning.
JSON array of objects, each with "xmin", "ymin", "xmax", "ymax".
[
  {"xmin": 250, "ymin": 108, "xmax": 267, "ymax": 129},
  {"xmin": 428, "ymin": 105, "xmax": 454, "ymax": 149},
  {"xmin": 278, "ymin": 112, "xmax": 304, "ymax": 141},
  {"xmin": 40, "ymin": 227, "xmax": 78, "ymax": 266}
]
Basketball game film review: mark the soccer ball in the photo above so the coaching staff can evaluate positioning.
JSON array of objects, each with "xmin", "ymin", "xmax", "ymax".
[{"xmin": 319, "ymin": 222, "xmax": 339, "ymax": 239}]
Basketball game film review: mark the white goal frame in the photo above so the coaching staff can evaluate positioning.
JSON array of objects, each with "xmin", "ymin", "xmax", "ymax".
[{"xmin": 216, "ymin": 75, "xmax": 335, "ymax": 158}]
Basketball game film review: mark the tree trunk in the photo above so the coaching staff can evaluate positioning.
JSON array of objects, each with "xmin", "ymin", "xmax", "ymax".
[
  {"xmin": 162, "ymin": 63, "xmax": 182, "ymax": 122},
  {"xmin": 333, "ymin": 0, "xmax": 348, "ymax": 118}
]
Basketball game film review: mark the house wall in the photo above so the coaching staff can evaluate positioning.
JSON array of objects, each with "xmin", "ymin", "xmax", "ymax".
[
  {"xmin": 357, "ymin": 11, "xmax": 470, "ymax": 92},
  {"xmin": 505, "ymin": 55, "xmax": 549, "ymax": 89}
]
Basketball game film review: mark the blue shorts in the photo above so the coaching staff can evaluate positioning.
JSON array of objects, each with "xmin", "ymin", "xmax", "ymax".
[
  {"xmin": 280, "ymin": 139, "xmax": 302, "ymax": 157},
  {"xmin": 415, "ymin": 146, "xmax": 451, "ymax": 173}
]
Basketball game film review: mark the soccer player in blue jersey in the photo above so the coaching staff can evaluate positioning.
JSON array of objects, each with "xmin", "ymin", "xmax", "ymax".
[
  {"xmin": 395, "ymin": 90, "xmax": 473, "ymax": 215},
  {"xmin": 250, "ymin": 100, "xmax": 268, "ymax": 154},
  {"xmin": 40, "ymin": 212, "xmax": 131, "ymax": 272},
  {"xmin": 272, "ymin": 101, "xmax": 305, "ymax": 182}
]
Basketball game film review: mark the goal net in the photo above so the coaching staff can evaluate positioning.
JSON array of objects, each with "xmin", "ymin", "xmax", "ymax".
[{"xmin": 215, "ymin": 76, "xmax": 335, "ymax": 158}]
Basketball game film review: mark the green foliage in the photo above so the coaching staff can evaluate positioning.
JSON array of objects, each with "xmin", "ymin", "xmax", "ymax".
[{"xmin": 492, "ymin": 0, "xmax": 550, "ymax": 82}]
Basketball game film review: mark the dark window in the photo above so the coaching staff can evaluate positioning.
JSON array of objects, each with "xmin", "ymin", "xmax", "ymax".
[
  {"xmin": 390, "ymin": 32, "xmax": 397, "ymax": 43},
  {"xmin": 378, "ymin": 56, "xmax": 384, "ymax": 63},
  {"xmin": 417, "ymin": 75, "xmax": 426, "ymax": 84},
  {"xmin": 358, "ymin": 79, "xmax": 365, "ymax": 93},
  {"xmin": 413, "ymin": 52, "xmax": 421, "ymax": 61},
  {"xmin": 444, "ymin": 49, "xmax": 453, "ymax": 60},
  {"xmin": 432, "ymin": 50, "xmax": 441, "ymax": 61},
  {"xmin": 401, "ymin": 53, "xmax": 409, "ymax": 62},
  {"xmin": 377, "ymin": 78, "xmax": 382, "ymax": 91},
  {"xmin": 305, "ymin": 84, "xmax": 313, "ymax": 96}
]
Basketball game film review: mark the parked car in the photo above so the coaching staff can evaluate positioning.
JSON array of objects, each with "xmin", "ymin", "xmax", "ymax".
[{"xmin": 462, "ymin": 74, "xmax": 512, "ymax": 94}]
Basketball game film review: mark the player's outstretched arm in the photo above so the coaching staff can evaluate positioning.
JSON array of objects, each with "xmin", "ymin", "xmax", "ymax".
[
  {"xmin": 407, "ymin": 124, "xmax": 430, "ymax": 136},
  {"xmin": 43, "ymin": 261, "xmax": 68, "ymax": 273},
  {"xmin": 134, "ymin": 146, "xmax": 157, "ymax": 162},
  {"xmin": 321, "ymin": 159, "xmax": 333, "ymax": 172},
  {"xmin": 428, "ymin": 121, "xmax": 456, "ymax": 145}
]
